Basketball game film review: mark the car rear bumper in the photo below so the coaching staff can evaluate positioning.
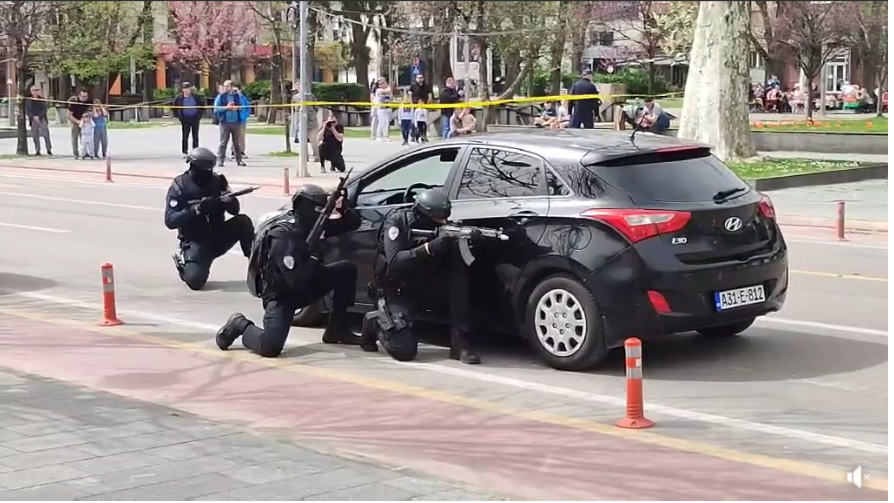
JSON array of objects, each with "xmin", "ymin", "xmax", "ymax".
[{"xmin": 589, "ymin": 242, "xmax": 788, "ymax": 348}]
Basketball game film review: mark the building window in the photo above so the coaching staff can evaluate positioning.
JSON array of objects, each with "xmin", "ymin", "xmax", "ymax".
[
  {"xmin": 589, "ymin": 31, "xmax": 614, "ymax": 47},
  {"xmin": 825, "ymin": 51, "xmax": 850, "ymax": 92},
  {"xmin": 748, "ymin": 51, "xmax": 762, "ymax": 69}
]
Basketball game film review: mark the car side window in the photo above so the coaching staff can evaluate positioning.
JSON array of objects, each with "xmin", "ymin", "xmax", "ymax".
[
  {"xmin": 357, "ymin": 147, "xmax": 459, "ymax": 207},
  {"xmin": 545, "ymin": 168, "xmax": 570, "ymax": 196},
  {"xmin": 456, "ymin": 148, "xmax": 544, "ymax": 200}
]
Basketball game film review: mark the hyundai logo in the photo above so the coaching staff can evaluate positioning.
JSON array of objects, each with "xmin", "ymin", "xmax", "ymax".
[{"xmin": 724, "ymin": 216, "xmax": 744, "ymax": 232}]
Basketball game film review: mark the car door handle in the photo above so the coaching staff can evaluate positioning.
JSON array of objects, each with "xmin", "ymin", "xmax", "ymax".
[{"xmin": 509, "ymin": 211, "xmax": 539, "ymax": 218}]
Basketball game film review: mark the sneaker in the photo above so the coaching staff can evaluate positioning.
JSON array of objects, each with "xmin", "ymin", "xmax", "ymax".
[
  {"xmin": 47, "ymin": 150, "xmax": 52, "ymax": 155},
  {"xmin": 401, "ymin": 141, "xmax": 408, "ymax": 146},
  {"xmin": 236, "ymin": 160, "xmax": 247, "ymax": 167}
]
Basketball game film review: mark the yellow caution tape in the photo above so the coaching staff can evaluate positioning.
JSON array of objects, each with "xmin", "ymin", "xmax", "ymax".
[{"xmin": 19, "ymin": 92, "xmax": 683, "ymax": 110}]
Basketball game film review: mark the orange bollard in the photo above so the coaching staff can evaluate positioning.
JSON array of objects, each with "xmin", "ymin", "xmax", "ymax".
[
  {"xmin": 616, "ymin": 338, "xmax": 654, "ymax": 429},
  {"xmin": 105, "ymin": 156, "xmax": 113, "ymax": 183},
  {"xmin": 99, "ymin": 263, "xmax": 124, "ymax": 326},
  {"xmin": 282, "ymin": 167, "xmax": 290, "ymax": 196},
  {"xmin": 836, "ymin": 201, "xmax": 847, "ymax": 241}
]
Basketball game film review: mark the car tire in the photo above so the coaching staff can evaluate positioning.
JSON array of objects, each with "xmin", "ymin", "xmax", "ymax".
[
  {"xmin": 291, "ymin": 303, "xmax": 326, "ymax": 327},
  {"xmin": 697, "ymin": 318, "xmax": 755, "ymax": 337},
  {"xmin": 524, "ymin": 274, "xmax": 608, "ymax": 371}
]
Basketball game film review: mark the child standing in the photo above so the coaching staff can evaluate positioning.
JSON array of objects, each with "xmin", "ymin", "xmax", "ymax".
[
  {"xmin": 397, "ymin": 95, "xmax": 414, "ymax": 146},
  {"xmin": 374, "ymin": 79, "xmax": 393, "ymax": 141},
  {"xmin": 413, "ymin": 98, "xmax": 428, "ymax": 143},
  {"xmin": 92, "ymin": 99, "xmax": 109, "ymax": 158},
  {"xmin": 79, "ymin": 110, "xmax": 96, "ymax": 159}
]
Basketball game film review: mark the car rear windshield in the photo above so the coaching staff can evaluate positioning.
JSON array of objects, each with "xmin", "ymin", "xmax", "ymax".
[{"xmin": 589, "ymin": 149, "xmax": 749, "ymax": 203}]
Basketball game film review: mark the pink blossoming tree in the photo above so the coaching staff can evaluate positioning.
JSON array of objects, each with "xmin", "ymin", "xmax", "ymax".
[{"xmin": 167, "ymin": 1, "xmax": 259, "ymax": 83}]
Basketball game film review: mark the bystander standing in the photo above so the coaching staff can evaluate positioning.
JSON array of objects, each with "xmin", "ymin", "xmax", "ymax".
[
  {"xmin": 25, "ymin": 86, "xmax": 51, "ymax": 155},
  {"xmin": 438, "ymin": 77, "xmax": 461, "ymax": 138},
  {"xmin": 67, "ymin": 89, "xmax": 90, "ymax": 159},
  {"xmin": 91, "ymin": 99, "xmax": 109, "ymax": 158},
  {"xmin": 213, "ymin": 80, "xmax": 248, "ymax": 167},
  {"xmin": 173, "ymin": 82, "xmax": 203, "ymax": 157}
]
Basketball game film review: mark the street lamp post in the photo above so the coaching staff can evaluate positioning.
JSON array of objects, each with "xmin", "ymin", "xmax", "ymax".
[{"xmin": 287, "ymin": 0, "xmax": 310, "ymax": 178}]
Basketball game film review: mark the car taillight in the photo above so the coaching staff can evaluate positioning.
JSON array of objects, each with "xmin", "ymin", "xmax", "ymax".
[
  {"xmin": 581, "ymin": 208, "xmax": 692, "ymax": 243},
  {"xmin": 758, "ymin": 193, "xmax": 776, "ymax": 219}
]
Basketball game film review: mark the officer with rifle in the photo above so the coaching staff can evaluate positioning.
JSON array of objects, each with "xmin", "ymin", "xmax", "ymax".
[
  {"xmin": 165, "ymin": 147, "xmax": 257, "ymax": 290},
  {"xmin": 215, "ymin": 175, "xmax": 363, "ymax": 358},
  {"xmin": 361, "ymin": 188, "xmax": 508, "ymax": 364}
]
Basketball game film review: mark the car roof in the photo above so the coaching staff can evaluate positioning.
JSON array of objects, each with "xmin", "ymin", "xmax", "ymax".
[{"xmin": 440, "ymin": 128, "xmax": 711, "ymax": 164}]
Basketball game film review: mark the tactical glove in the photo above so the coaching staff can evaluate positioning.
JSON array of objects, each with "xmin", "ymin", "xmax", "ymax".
[{"xmin": 197, "ymin": 197, "xmax": 218, "ymax": 214}]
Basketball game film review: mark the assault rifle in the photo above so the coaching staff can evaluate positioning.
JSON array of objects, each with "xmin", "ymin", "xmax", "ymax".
[
  {"xmin": 305, "ymin": 168, "xmax": 353, "ymax": 254},
  {"xmin": 411, "ymin": 223, "xmax": 510, "ymax": 265},
  {"xmin": 187, "ymin": 185, "xmax": 260, "ymax": 206}
]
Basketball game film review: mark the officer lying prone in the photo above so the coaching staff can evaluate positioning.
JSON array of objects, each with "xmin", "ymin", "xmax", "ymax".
[
  {"xmin": 215, "ymin": 180, "xmax": 362, "ymax": 357},
  {"xmin": 165, "ymin": 147, "xmax": 256, "ymax": 291}
]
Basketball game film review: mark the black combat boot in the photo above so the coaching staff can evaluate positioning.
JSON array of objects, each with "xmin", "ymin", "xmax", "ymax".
[
  {"xmin": 216, "ymin": 313, "xmax": 251, "ymax": 350},
  {"xmin": 321, "ymin": 312, "xmax": 362, "ymax": 345},
  {"xmin": 449, "ymin": 326, "xmax": 481, "ymax": 364},
  {"xmin": 358, "ymin": 312, "xmax": 380, "ymax": 352}
]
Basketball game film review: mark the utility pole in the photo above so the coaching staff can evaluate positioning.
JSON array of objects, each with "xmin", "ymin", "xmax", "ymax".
[
  {"xmin": 297, "ymin": 0, "xmax": 310, "ymax": 178},
  {"xmin": 6, "ymin": 46, "xmax": 13, "ymax": 127},
  {"xmin": 462, "ymin": 35, "xmax": 470, "ymax": 102}
]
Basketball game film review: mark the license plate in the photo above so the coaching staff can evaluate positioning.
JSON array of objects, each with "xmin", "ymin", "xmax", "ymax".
[{"xmin": 714, "ymin": 285, "xmax": 766, "ymax": 311}]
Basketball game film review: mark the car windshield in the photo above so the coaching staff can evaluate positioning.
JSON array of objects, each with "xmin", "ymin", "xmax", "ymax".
[{"xmin": 590, "ymin": 150, "xmax": 750, "ymax": 203}]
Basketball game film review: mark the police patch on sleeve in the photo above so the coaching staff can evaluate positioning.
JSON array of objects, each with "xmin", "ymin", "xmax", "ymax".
[
  {"xmin": 283, "ymin": 255, "xmax": 295, "ymax": 270},
  {"xmin": 387, "ymin": 226, "xmax": 399, "ymax": 241},
  {"xmin": 169, "ymin": 199, "xmax": 178, "ymax": 208}
]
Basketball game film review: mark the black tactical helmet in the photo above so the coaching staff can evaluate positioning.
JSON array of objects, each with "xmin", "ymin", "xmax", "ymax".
[
  {"xmin": 413, "ymin": 188, "xmax": 451, "ymax": 223},
  {"xmin": 291, "ymin": 184, "xmax": 329, "ymax": 217},
  {"xmin": 186, "ymin": 147, "xmax": 217, "ymax": 171}
]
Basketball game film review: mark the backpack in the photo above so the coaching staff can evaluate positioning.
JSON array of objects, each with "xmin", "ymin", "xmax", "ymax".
[{"xmin": 246, "ymin": 210, "xmax": 295, "ymax": 298}]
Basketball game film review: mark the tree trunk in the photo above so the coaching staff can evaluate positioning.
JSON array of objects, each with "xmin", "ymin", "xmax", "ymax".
[
  {"xmin": 570, "ymin": 30, "xmax": 585, "ymax": 75},
  {"xmin": 351, "ymin": 23, "xmax": 371, "ymax": 98},
  {"xmin": 804, "ymin": 76, "xmax": 816, "ymax": 121},
  {"xmin": 548, "ymin": 28, "xmax": 567, "ymax": 96},
  {"xmin": 503, "ymin": 49, "xmax": 521, "ymax": 87},
  {"xmin": 678, "ymin": 1, "xmax": 756, "ymax": 162},
  {"xmin": 15, "ymin": 44, "xmax": 29, "ymax": 156},
  {"xmin": 647, "ymin": 61, "xmax": 656, "ymax": 96},
  {"xmin": 269, "ymin": 49, "xmax": 284, "ymax": 126},
  {"xmin": 474, "ymin": 36, "xmax": 489, "ymax": 132}
]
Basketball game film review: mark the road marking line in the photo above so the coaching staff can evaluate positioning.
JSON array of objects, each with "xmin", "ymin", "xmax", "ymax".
[
  {"xmin": 757, "ymin": 317, "xmax": 888, "ymax": 338},
  {"xmin": 8, "ymin": 290, "xmax": 889, "ymax": 456},
  {"xmin": 0, "ymin": 191, "xmax": 156, "ymax": 211},
  {"xmin": 786, "ymin": 237, "xmax": 888, "ymax": 250},
  {"xmin": 0, "ymin": 222, "xmax": 70, "ymax": 233},
  {"xmin": 791, "ymin": 269, "xmax": 887, "ymax": 282},
  {"xmin": 0, "ymin": 303, "xmax": 886, "ymax": 493}
]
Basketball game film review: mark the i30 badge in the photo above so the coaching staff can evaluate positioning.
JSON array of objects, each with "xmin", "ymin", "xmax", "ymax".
[{"xmin": 724, "ymin": 216, "xmax": 743, "ymax": 232}]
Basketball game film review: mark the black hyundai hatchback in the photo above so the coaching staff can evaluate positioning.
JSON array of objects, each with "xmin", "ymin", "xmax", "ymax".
[{"xmin": 278, "ymin": 129, "xmax": 788, "ymax": 371}]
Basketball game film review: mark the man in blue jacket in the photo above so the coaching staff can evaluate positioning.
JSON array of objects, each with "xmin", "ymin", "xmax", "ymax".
[{"xmin": 213, "ymin": 80, "xmax": 248, "ymax": 167}]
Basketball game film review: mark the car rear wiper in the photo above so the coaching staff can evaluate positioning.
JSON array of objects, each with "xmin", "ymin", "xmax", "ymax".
[{"xmin": 713, "ymin": 187, "xmax": 747, "ymax": 202}]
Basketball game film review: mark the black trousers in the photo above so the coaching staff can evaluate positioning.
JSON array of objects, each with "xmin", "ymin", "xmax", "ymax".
[
  {"xmin": 387, "ymin": 242, "xmax": 472, "ymax": 353},
  {"xmin": 180, "ymin": 117, "xmax": 200, "ymax": 154},
  {"xmin": 319, "ymin": 143, "xmax": 346, "ymax": 172},
  {"xmin": 242, "ymin": 260, "xmax": 357, "ymax": 357},
  {"xmin": 179, "ymin": 215, "xmax": 254, "ymax": 290},
  {"xmin": 571, "ymin": 112, "xmax": 595, "ymax": 129}
]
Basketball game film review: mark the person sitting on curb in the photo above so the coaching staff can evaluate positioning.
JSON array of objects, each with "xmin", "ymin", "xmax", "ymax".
[{"xmin": 449, "ymin": 107, "xmax": 476, "ymax": 137}]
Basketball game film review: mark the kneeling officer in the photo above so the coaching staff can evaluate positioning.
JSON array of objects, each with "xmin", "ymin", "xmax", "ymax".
[
  {"xmin": 215, "ymin": 184, "xmax": 362, "ymax": 357},
  {"xmin": 165, "ymin": 147, "xmax": 255, "ymax": 290},
  {"xmin": 363, "ymin": 188, "xmax": 481, "ymax": 364}
]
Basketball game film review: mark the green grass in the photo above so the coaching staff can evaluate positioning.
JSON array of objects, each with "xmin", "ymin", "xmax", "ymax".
[
  {"xmin": 105, "ymin": 121, "xmax": 176, "ymax": 130},
  {"xmin": 265, "ymin": 150, "xmax": 299, "ymax": 157},
  {"xmin": 247, "ymin": 125, "xmax": 400, "ymax": 138},
  {"xmin": 658, "ymin": 98, "xmax": 684, "ymax": 109},
  {"xmin": 754, "ymin": 115, "xmax": 887, "ymax": 133},
  {"xmin": 727, "ymin": 158, "xmax": 874, "ymax": 179}
]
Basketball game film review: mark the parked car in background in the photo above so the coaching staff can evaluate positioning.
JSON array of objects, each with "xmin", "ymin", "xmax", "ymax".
[{"xmin": 259, "ymin": 130, "xmax": 789, "ymax": 371}]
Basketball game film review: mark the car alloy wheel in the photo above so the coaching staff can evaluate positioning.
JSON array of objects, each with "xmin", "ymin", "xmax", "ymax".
[{"xmin": 534, "ymin": 288, "xmax": 588, "ymax": 357}]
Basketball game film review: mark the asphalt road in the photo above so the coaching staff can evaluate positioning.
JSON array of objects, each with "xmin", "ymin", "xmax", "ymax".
[{"xmin": 0, "ymin": 168, "xmax": 887, "ymax": 500}]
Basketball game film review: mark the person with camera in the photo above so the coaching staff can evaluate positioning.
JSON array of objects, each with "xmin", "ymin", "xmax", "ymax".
[{"xmin": 316, "ymin": 111, "xmax": 346, "ymax": 173}]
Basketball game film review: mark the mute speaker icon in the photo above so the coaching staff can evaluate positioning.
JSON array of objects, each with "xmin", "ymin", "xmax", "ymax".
[{"xmin": 847, "ymin": 465, "xmax": 863, "ymax": 489}]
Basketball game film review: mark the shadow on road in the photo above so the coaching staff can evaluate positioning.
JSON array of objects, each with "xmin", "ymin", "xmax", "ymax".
[
  {"xmin": 204, "ymin": 280, "xmax": 250, "ymax": 293},
  {"xmin": 421, "ymin": 324, "xmax": 887, "ymax": 383},
  {"xmin": 0, "ymin": 273, "xmax": 58, "ymax": 295}
]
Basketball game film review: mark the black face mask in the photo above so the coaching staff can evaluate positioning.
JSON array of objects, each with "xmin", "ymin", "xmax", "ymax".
[{"xmin": 190, "ymin": 169, "xmax": 213, "ymax": 187}]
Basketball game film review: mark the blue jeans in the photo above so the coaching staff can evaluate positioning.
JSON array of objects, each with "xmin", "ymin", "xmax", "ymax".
[
  {"xmin": 650, "ymin": 113, "xmax": 671, "ymax": 133},
  {"xmin": 440, "ymin": 115, "xmax": 451, "ymax": 138}
]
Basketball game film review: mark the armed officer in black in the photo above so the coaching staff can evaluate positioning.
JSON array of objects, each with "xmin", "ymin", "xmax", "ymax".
[
  {"xmin": 367, "ymin": 188, "xmax": 481, "ymax": 364},
  {"xmin": 164, "ymin": 147, "xmax": 255, "ymax": 290},
  {"xmin": 215, "ymin": 184, "xmax": 362, "ymax": 358}
]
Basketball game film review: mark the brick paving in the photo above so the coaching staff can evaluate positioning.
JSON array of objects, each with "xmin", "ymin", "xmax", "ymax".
[{"xmin": 0, "ymin": 370, "xmax": 502, "ymax": 501}]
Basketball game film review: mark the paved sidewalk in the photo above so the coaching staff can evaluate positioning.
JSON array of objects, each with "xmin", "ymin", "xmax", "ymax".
[{"xmin": 0, "ymin": 370, "xmax": 500, "ymax": 501}]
